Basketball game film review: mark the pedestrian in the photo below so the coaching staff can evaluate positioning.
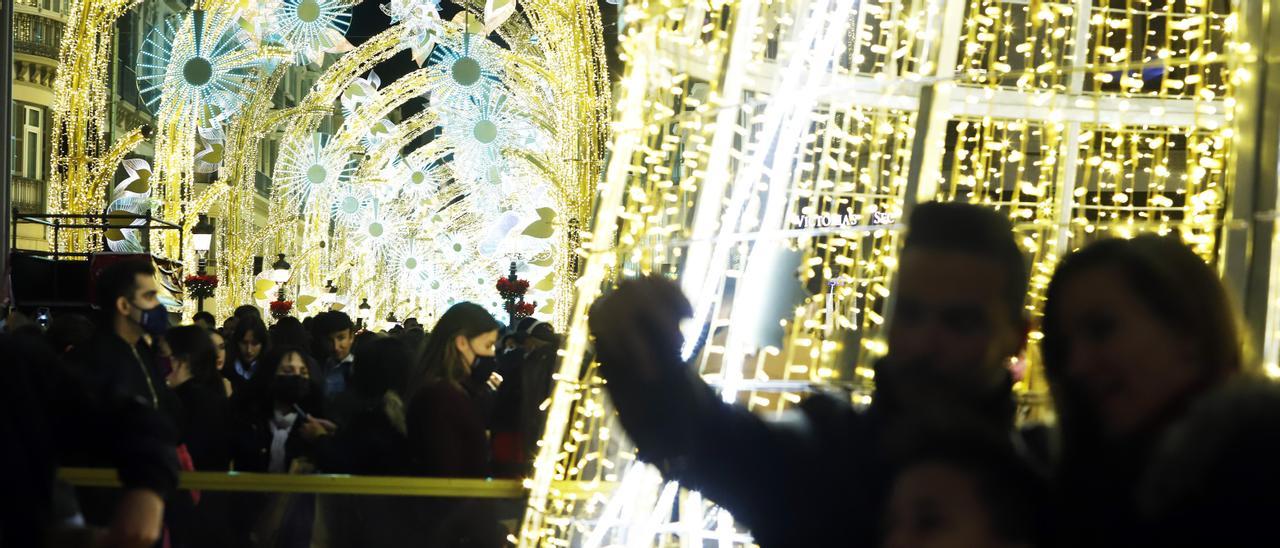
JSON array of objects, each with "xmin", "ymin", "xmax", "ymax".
[
  {"xmin": 313, "ymin": 311, "xmax": 357, "ymax": 401},
  {"xmin": 225, "ymin": 316, "xmax": 269, "ymax": 395},
  {"xmin": 407, "ymin": 302, "xmax": 501, "ymax": 477},
  {"xmin": 192, "ymin": 311, "xmax": 217, "ymax": 332},
  {"xmin": 406, "ymin": 302, "xmax": 506, "ymax": 548}
]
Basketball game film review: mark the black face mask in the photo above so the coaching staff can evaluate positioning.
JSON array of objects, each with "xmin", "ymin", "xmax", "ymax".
[{"xmin": 271, "ymin": 375, "xmax": 311, "ymax": 405}]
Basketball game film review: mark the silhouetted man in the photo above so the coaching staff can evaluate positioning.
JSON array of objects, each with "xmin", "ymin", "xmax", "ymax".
[{"xmin": 589, "ymin": 202, "xmax": 1031, "ymax": 546}]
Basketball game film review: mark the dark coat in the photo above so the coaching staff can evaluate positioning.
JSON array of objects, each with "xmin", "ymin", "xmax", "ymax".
[
  {"xmin": 598, "ymin": 353, "xmax": 1025, "ymax": 547},
  {"xmin": 1053, "ymin": 379, "xmax": 1280, "ymax": 547},
  {"xmin": 319, "ymin": 391, "xmax": 412, "ymax": 476},
  {"xmin": 70, "ymin": 331, "xmax": 182, "ymax": 425},
  {"xmin": 172, "ymin": 380, "xmax": 233, "ymax": 471},
  {"xmin": 408, "ymin": 381, "xmax": 489, "ymax": 478},
  {"xmin": 0, "ymin": 332, "xmax": 178, "ymax": 545}
]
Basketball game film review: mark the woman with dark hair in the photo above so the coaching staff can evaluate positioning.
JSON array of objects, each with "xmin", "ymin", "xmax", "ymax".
[
  {"xmin": 230, "ymin": 346, "xmax": 332, "ymax": 473},
  {"xmin": 1041, "ymin": 235, "xmax": 1280, "ymax": 545},
  {"xmin": 164, "ymin": 325, "xmax": 232, "ymax": 470},
  {"xmin": 163, "ymin": 325, "xmax": 234, "ymax": 547},
  {"xmin": 229, "ymin": 346, "xmax": 335, "ymax": 548},
  {"xmin": 225, "ymin": 317, "xmax": 269, "ymax": 395},
  {"xmin": 407, "ymin": 302, "xmax": 501, "ymax": 477},
  {"xmin": 406, "ymin": 303, "xmax": 506, "ymax": 546}
]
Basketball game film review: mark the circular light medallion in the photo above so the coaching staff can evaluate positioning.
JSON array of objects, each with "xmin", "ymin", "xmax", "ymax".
[
  {"xmin": 340, "ymin": 196, "xmax": 360, "ymax": 214},
  {"xmin": 183, "ymin": 57, "xmax": 214, "ymax": 87},
  {"xmin": 368, "ymin": 222, "xmax": 384, "ymax": 238},
  {"xmin": 411, "ymin": 171, "xmax": 427, "ymax": 185},
  {"xmin": 307, "ymin": 164, "xmax": 328, "ymax": 186},
  {"xmin": 452, "ymin": 56, "xmax": 482, "ymax": 86},
  {"xmin": 404, "ymin": 257, "xmax": 418, "ymax": 269},
  {"xmin": 296, "ymin": 0, "xmax": 321, "ymax": 23},
  {"xmin": 473, "ymin": 120, "xmax": 498, "ymax": 144}
]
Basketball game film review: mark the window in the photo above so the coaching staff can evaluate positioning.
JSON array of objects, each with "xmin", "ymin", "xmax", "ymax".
[{"xmin": 18, "ymin": 105, "xmax": 44, "ymax": 180}]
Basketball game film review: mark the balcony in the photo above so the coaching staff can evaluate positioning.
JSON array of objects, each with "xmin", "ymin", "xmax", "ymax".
[
  {"xmin": 14, "ymin": 12, "xmax": 63, "ymax": 61},
  {"xmin": 12, "ymin": 176, "xmax": 46, "ymax": 213}
]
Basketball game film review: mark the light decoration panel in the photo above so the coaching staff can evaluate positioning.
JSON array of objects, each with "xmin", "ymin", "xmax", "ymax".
[
  {"xmin": 265, "ymin": 0, "xmax": 355, "ymax": 65},
  {"xmin": 519, "ymin": 0, "xmax": 1242, "ymax": 545},
  {"xmin": 137, "ymin": 9, "xmax": 264, "ymax": 127},
  {"xmin": 275, "ymin": 133, "xmax": 358, "ymax": 212}
]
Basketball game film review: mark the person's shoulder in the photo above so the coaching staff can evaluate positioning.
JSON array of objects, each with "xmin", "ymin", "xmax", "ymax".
[{"xmin": 1140, "ymin": 378, "xmax": 1280, "ymax": 542}]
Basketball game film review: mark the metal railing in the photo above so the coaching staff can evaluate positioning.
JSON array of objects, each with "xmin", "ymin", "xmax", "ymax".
[
  {"xmin": 12, "ymin": 175, "xmax": 44, "ymax": 213},
  {"xmin": 58, "ymin": 468, "xmax": 618, "ymax": 499}
]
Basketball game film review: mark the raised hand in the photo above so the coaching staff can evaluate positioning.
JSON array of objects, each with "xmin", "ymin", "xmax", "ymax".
[{"xmin": 588, "ymin": 276, "xmax": 694, "ymax": 381}]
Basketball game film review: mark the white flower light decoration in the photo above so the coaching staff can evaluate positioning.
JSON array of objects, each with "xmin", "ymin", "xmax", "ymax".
[
  {"xmin": 276, "ymin": 134, "xmax": 357, "ymax": 211},
  {"xmin": 381, "ymin": 0, "xmax": 445, "ymax": 65},
  {"xmin": 391, "ymin": 238, "xmax": 434, "ymax": 282},
  {"xmin": 440, "ymin": 87, "xmax": 541, "ymax": 184},
  {"xmin": 351, "ymin": 200, "xmax": 405, "ymax": 258},
  {"xmin": 137, "ymin": 10, "xmax": 264, "ymax": 125},
  {"xmin": 329, "ymin": 184, "xmax": 375, "ymax": 227},
  {"xmin": 268, "ymin": 0, "xmax": 355, "ymax": 65},
  {"xmin": 426, "ymin": 29, "xmax": 504, "ymax": 105},
  {"xmin": 398, "ymin": 155, "xmax": 449, "ymax": 200}
]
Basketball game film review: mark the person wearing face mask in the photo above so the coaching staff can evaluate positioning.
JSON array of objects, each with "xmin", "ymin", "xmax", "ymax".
[
  {"xmin": 1041, "ymin": 235, "xmax": 1280, "ymax": 546},
  {"xmin": 64, "ymin": 257, "xmax": 181, "ymax": 546},
  {"xmin": 407, "ymin": 302, "xmax": 502, "ymax": 477},
  {"xmin": 230, "ymin": 346, "xmax": 334, "ymax": 473},
  {"xmin": 405, "ymin": 303, "xmax": 507, "ymax": 546},
  {"xmin": 228, "ymin": 346, "xmax": 335, "ymax": 547}
]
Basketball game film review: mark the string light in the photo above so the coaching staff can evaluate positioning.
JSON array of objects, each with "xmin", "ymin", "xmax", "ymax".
[{"xmin": 520, "ymin": 0, "xmax": 1239, "ymax": 545}]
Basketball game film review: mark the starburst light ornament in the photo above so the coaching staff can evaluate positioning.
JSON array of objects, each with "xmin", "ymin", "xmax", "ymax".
[
  {"xmin": 426, "ymin": 26, "xmax": 504, "ymax": 105},
  {"xmin": 382, "ymin": 0, "xmax": 445, "ymax": 65},
  {"xmin": 440, "ymin": 87, "xmax": 541, "ymax": 183},
  {"xmin": 329, "ymin": 184, "xmax": 375, "ymax": 227},
  {"xmin": 351, "ymin": 200, "xmax": 405, "ymax": 258},
  {"xmin": 275, "ymin": 134, "xmax": 357, "ymax": 211},
  {"xmin": 267, "ymin": 0, "xmax": 355, "ymax": 65},
  {"xmin": 137, "ymin": 9, "xmax": 264, "ymax": 126}
]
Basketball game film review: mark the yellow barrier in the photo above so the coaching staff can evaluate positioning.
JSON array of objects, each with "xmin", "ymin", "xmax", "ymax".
[{"xmin": 58, "ymin": 468, "xmax": 616, "ymax": 499}]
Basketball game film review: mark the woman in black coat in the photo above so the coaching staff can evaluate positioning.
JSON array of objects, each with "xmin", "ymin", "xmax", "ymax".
[
  {"xmin": 162, "ymin": 325, "xmax": 234, "ymax": 548},
  {"xmin": 228, "ymin": 346, "xmax": 334, "ymax": 548},
  {"xmin": 164, "ymin": 325, "xmax": 232, "ymax": 471},
  {"xmin": 1041, "ymin": 235, "xmax": 1280, "ymax": 546}
]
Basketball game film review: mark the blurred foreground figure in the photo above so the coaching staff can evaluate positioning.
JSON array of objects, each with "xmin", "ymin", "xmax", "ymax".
[
  {"xmin": 1042, "ymin": 235, "xmax": 1280, "ymax": 546},
  {"xmin": 590, "ymin": 202, "xmax": 1039, "ymax": 546},
  {"xmin": 2, "ymin": 329, "xmax": 178, "ymax": 546}
]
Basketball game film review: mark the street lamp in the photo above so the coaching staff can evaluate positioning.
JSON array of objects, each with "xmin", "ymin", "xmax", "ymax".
[
  {"xmin": 322, "ymin": 279, "xmax": 338, "ymax": 310},
  {"xmin": 357, "ymin": 297, "xmax": 372, "ymax": 329},
  {"xmin": 192, "ymin": 214, "xmax": 214, "ymax": 274},
  {"xmin": 271, "ymin": 253, "xmax": 291, "ymax": 301}
]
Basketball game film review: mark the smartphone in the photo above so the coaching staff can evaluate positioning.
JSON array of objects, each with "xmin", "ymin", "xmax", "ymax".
[{"xmin": 35, "ymin": 307, "xmax": 50, "ymax": 329}]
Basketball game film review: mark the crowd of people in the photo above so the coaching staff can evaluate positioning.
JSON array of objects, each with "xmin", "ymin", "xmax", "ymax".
[
  {"xmin": 589, "ymin": 201, "xmax": 1280, "ymax": 547},
  {"xmin": 1, "ymin": 260, "xmax": 559, "ymax": 547},
  {"xmin": 5, "ymin": 199, "xmax": 1280, "ymax": 547}
]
